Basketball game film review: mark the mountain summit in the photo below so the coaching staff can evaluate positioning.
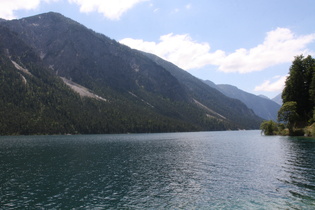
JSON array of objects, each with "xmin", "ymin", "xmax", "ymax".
[{"xmin": 0, "ymin": 12, "xmax": 262, "ymax": 135}]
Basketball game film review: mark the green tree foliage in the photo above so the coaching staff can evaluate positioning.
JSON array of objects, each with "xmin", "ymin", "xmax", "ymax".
[
  {"xmin": 260, "ymin": 120, "xmax": 278, "ymax": 135},
  {"xmin": 278, "ymin": 101, "xmax": 299, "ymax": 135},
  {"xmin": 282, "ymin": 55, "xmax": 315, "ymax": 126},
  {"xmin": 261, "ymin": 55, "xmax": 315, "ymax": 136},
  {"xmin": 309, "ymin": 66, "xmax": 315, "ymax": 107}
]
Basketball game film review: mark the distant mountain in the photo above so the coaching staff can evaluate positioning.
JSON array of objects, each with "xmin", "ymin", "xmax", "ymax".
[
  {"xmin": 258, "ymin": 95, "xmax": 269, "ymax": 100},
  {"xmin": 203, "ymin": 81, "xmax": 281, "ymax": 121},
  {"xmin": 272, "ymin": 93, "xmax": 282, "ymax": 105},
  {"xmin": 0, "ymin": 12, "xmax": 262, "ymax": 135},
  {"xmin": 142, "ymin": 52, "xmax": 262, "ymax": 128}
]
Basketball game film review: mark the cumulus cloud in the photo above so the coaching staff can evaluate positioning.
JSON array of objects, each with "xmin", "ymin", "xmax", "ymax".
[
  {"xmin": 0, "ymin": 0, "xmax": 40, "ymax": 19},
  {"xmin": 219, "ymin": 28, "xmax": 315, "ymax": 73},
  {"xmin": 0, "ymin": 0, "xmax": 148, "ymax": 20},
  {"xmin": 120, "ymin": 28, "xmax": 315, "ymax": 73},
  {"xmin": 121, "ymin": 33, "xmax": 225, "ymax": 69},
  {"xmin": 254, "ymin": 75, "xmax": 288, "ymax": 92},
  {"xmin": 68, "ymin": 0, "xmax": 149, "ymax": 20},
  {"xmin": 0, "ymin": 0, "xmax": 59, "ymax": 19}
]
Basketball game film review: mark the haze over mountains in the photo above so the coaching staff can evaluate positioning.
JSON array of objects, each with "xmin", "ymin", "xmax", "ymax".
[
  {"xmin": 143, "ymin": 52, "xmax": 280, "ymax": 121},
  {"xmin": 203, "ymin": 81, "xmax": 281, "ymax": 121},
  {"xmin": 271, "ymin": 93, "xmax": 282, "ymax": 105},
  {"xmin": 0, "ymin": 12, "xmax": 276, "ymax": 135}
]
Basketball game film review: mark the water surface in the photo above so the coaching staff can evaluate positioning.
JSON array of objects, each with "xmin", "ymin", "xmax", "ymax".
[{"xmin": 1, "ymin": 130, "xmax": 315, "ymax": 209}]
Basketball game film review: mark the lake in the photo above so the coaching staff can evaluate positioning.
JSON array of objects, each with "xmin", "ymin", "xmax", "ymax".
[{"xmin": 1, "ymin": 130, "xmax": 315, "ymax": 209}]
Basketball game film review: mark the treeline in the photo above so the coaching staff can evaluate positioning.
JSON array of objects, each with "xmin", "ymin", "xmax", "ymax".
[
  {"xmin": 261, "ymin": 55, "xmax": 315, "ymax": 136},
  {"xmin": 0, "ymin": 51, "xmax": 227, "ymax": 135}
]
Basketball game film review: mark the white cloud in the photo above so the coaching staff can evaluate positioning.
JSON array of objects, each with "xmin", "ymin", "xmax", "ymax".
[
  {"xmin": 254, "ymin": 75, "xmax": 288, "ymax": 92},
  {"xmin": 121, "ymin": 33, "xmax": 225, "ymax": 70},
  {"xmin": 0, "ymin": 0, "xmax": 147, "ymax": 20},
  {"xmin": 120, "ymin": 28, "xmax": 315, "ymax": 73},
  {"xmin": 0, "ymin": 0, "xmax": 59, "ymax": 19},
  {"xmin": 219, "ymin": 28, "xmax": 315, "ymax": 73},
  {"xmin": 68, "ymin": 0, "xmax": 149, "ymax": 20},
  {"xmin": 0, "ymin": 0, "xmax": 40, "ymax": 19}
]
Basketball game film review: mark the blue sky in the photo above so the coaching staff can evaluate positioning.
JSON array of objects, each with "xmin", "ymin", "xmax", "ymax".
[{"xmin": 1, "ymin": 0, "xmax": 315, "ymax": 98}]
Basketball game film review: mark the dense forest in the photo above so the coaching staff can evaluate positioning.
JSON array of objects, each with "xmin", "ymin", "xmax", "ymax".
[{"xmin": 261, "ymin": 55, "xmax": 315, "ymax": 136}]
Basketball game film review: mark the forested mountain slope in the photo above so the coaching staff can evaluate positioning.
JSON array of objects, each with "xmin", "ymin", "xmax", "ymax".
[
  {"xmin": 142, "ymin": 52, "xmax": 262, "ymax": 128},
  {"xmin": 203, "ymin": 81, "xmax": 281, "ymax": 121},
  {"xmin": 0, "ymin": 26, "xmax": 196, "ymax": 134},
  {"xmin": 0, "ymin": 12, "xmax": 262, "ymax": 135}
]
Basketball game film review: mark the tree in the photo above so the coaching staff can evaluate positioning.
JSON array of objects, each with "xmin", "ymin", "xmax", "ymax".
[
  {"xmin": 309, "ymin": 65, "xmax": 315, "ymax": 110},
  {"xmin": 278, "ymin": 101, "xmax": 299, "ymax": 135},
  {"xmin": 282, "ymin": 55, "xmax": 315, "ymax": 125},
  {"xmin": 260, "ymin": 120, "xmax": 278, "ymax": 135}
]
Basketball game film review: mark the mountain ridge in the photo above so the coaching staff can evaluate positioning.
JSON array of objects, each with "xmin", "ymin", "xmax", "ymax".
[
  {"xmin": 272, "ymin": 93, "xmax": 282, "ymax": 105},
  {"xmin": 203, "ymin": 81, "xmax": 281, "ymax": 121},
  {"xmin": 141, "ymin": 52, "xmax": 263, "ymax": 127},
  {"xmin": 0, "ymin": 12, "xmax": 263, "ymax": 134}
]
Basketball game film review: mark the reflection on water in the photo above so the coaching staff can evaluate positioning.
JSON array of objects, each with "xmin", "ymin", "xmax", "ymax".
[
  {"xmin": 277, "ymin": 136, "xmax": 315, "ymax": 208},
  {"xmin": 0, "ymin": 131, "xmax": 315, "ymax": 209}
]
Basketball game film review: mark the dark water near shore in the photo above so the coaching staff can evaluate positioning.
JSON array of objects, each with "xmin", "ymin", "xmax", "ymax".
[{"xmin": 1, "ymin": 130, "xmax": 315, "ymax": 209}]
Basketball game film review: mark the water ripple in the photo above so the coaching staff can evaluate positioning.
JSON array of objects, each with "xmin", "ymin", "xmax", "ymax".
[{"xmin": 0, "ymin": 131, "xmax": 315, "ymax": 209}]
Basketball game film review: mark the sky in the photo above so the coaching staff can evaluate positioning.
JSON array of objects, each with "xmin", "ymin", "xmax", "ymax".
[{"xmin": 1, "ymin": 0, "xmax": 315, "ymax": 98}]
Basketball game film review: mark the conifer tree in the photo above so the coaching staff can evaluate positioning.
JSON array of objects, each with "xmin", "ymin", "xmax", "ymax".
[{"xmin": 281, "ymin": 55, "xmax": 315, "ymax": 127}]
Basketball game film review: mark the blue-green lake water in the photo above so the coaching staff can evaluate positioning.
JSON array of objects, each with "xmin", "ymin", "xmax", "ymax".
[{"xmin": 1, "ymin": 130, "xmax": 315, "ymax": 209}]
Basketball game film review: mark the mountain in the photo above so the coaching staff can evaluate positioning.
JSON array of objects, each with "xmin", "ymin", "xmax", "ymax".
[
  {"xmin": 0, "ymin": 12, "xmax": 262, "ymax": 135},
  {"xmin": 141, "ymin": 52, "xmax": 263, "ymax": 128},
  {"xmin": 272, "ymin": 93, "xmax": 282, "ymax": 105},
  {"xmin": 203, "ymin": 81, "xmax": 281, "ymax": 121},
  {"xmin": 258, "ymin": 95, "xmax": 269, "ymax": 100}
]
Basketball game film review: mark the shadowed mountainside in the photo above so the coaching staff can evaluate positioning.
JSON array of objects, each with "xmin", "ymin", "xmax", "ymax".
[
  {"xmin": 0, "ymin": 12, "xmax": 262, "ymax": 134},
  {"xmin": 203, "ymin": 80, "xmax": 281, "ymax": 121}
]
